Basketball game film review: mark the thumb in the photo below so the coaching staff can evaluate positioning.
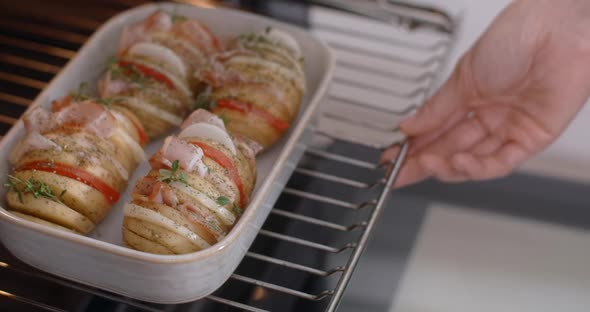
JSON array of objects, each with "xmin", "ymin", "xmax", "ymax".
[{"xmin": 400, "ymin": 56, "xmax": 473, "ymax": 136}]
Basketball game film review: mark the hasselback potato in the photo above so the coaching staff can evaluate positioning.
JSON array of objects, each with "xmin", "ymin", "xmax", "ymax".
[
  {"xmin": 4, "ymin": 94, "xmax": 146, "ymax": 234},
  {"xmin": 194, "ymin": 27, "xmax": 305, "ymax": 149},
  {"xmin": 99, "ymin": 10, "xmax": 222, "ymax": 139},
  {"xmin": 122, "ymin": 109, "xmax": 259, "ymax": 254}
]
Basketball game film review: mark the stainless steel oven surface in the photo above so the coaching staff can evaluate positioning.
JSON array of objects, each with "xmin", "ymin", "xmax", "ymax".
[{"xmin": 2, "ymin": 1, "xmax": 589, "ymax": 312}]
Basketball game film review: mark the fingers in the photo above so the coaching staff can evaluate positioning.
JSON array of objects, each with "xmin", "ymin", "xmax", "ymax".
[
  {"xmin": 380, "ymin": 145, "xmax": 400, "ymax": 166},
  {"xmin": 408, "ymin": 109, "xmax": 467, "ymax": 156},
  {"xmin": 420, "ymin": 154, "xmax": 469, "ymax": 183},
  {"xmin": 394, "ymin": 153, "xmax": 469, "ymax": 188},
  {"xmin": 452, "ymin": 143, "xmax": 529, "ymax": 180},
  {"xmin": 392, "ymin": 115, "xmax": 489, "ymax": 188},
  {"xmin": 394, "ymin": 156, "xmax": 430, "ymax": 188},
  {"xmin": 397, "ymin": 141, "xmax": 529, "ymax": 187},
  {"xmin": 416, "ymin": 115, "xmax": 489, "ymax": 157},
  {"xmin": 400, "ymin": 55, "xmax": 475, "ymax": 136},
  {"xmin": 470, "ymin": 135, "xmax": 503, "ymax": 156},
  {"xmin": 392, "ymin": 142, "xmax": 530, "ymax": 188}
]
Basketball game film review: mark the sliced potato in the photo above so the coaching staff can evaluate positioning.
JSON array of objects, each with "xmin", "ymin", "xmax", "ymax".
[
  {"xmin": 213, "ymin": 83, "xmax": 291, "ymax": 122},
  {"xmin": 123, "ymin": 218, "xmax": 199, "ymax": 254},
  {"xmin": 6, "ymin": 192, "xmax": 94, "ymax": 234},
  {"xmin": 18, "ymin": 132, "xmax": 127, "ymax": 191},
  {"xmin": 189, "ymin": 138, "xmax": 256, "ymax": 198},
  {"xmin": 108, "ymin": 128, "xmax": 145, "ymax": 171},
  {"xmin": 246, "ymin": 42, "xmax": 304, "ymax": 77},
  {"xmin": 113, "ymin": 100, "xmax": 177, "ymax": 139},
  {"xmin": 111, "ymin": 106, "xmax": 146, "ymax": 145},
  {"xmin": 197, "ymin": 160, "xmax": 240, "ymax": 206},
  {"xmin": 10, "ymin": 211, "xmax": 76, "ymax": 233},
  {"xmin": 48, "ymin": 129, "xmax": 135, "ymax": 174},
  {"xmin": 12, "ymin": 170, "xmax": 110, "ymax": 223},
  {"xmin": 225, "ymin": 63, "xmax": 302, "ymax": 118},
  {"xmin": 122, "ymin": 227, "xmax": 174, "ymax": 255},
  {"xmin": 212, "ymin": 108, "xmax": 281, "ymax": 150},
  {"xmin": 134, "ymin": 199, "xmax": 219, "ymax": 244},
  {"xmin": 150, "ymin": 33, "xmax": 207, "ymax": 92},
  {"xmin": 146, "ymin": 169, "xmax": 227, "ymax": 206},
  {"xmin": 167, "ymin": 183, "xmax": 230, "ymax": 232}
]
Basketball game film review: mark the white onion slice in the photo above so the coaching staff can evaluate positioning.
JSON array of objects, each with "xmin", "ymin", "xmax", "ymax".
[
  {"xmin": 178, "ymin": 123, "xmax": 237, "ymax": 155},
  {"xmin": 151, "ymin": 32, "xmax": 207, "ymax": 64},
  {"xmin": 124, "ymin": 203, "xmax": 210, "ymax": 249},
  {"xmin": 128, "ymin": 42, "xmax": 187, "ymax": 78},
  {"xmin": 126, "ymin": 58, "xmax": 193, "ymax": 99}
]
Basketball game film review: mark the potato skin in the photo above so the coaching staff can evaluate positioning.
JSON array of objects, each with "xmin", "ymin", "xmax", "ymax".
[
  {"xmin": 123, "ymin": 218, "xmax": 200, "ymax": 254},
  {"xmin": 123, "ymin": 227, "xmax": 174, "ymax": 255},
  {"xmin": 9, "ymin": 211, "xmax": 75, "ymax": 233},
  {"xmin": 134, "ymin": 198, "xmax": 218, "ymax": 244}
]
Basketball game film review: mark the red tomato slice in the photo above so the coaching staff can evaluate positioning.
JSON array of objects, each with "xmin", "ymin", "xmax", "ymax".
[
  {"xmin": 118, "ymin": 60, "xmax": 176, "ymax": 91},
  {"xmin": 127, "ymin": 114, "xmax": 149, "ymax": 145},
  {"xmin": 215, "ymin": 98, "xmax": 290, "ymax": 132},
  {"xmin": 16, "ymin": 161, "xmax": 120, "ymax": 204},
  {"xmin": 189, "ymin": 141, "xmax": 248, "ymax": 208},
  {"xmin": 201, "ymin": 24, "xmax": 221, "ymax": 50}
]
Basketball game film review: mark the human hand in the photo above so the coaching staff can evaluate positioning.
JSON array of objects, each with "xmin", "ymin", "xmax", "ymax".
[{"xmin": 382, "ymin": 0, "xmax": 590, "ymax": 188}]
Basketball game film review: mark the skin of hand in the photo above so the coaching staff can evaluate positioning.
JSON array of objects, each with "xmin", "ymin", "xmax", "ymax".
[{"xmin": 382, "ymin": 0, "xmax": 590, "ymax": 188}]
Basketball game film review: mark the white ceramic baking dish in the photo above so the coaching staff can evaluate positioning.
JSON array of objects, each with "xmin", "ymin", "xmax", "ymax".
[{"xmin": 0, "ymin": 2, "xmax": 334, "ymax": 304}]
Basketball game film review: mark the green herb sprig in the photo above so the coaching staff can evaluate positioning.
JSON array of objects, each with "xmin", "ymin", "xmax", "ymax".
[
  {"xmin": 106, "ymin": 57, "xmax": 148, "ymax": 87},
  {"xmin": 4, "ymin": 175, "xmax": 66, "ymax": 204},
  {"xmin": 194, "ymin": 94, "xmax": 218, "ymax": 111},
  {"xmin": 157, "ymin": 160, "xmax": 188, "ymax": 186},
  {"xmin": 216, "ymin": 196, "xmax": 230, "ymax": 206},
  {"xmin": 70, "ymin": 82, "xmax": 117, "ymax": 108},
  {"xmin": 239, "ymin": 32, "xmax": 272, "ymax": 45}
]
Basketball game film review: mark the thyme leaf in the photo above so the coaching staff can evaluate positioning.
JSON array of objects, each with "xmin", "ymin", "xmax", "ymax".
[
  {"xmin": 216, "ymin": 196, "xmax": 229, "ymax": 206},
  {"xmin": 4, "ymin": 175, "xmax": 66, "ymax": 204},
  {"xmin": 107, "ymin": 58, "xmax": 148, "ymax": 87},
  {"xmin": 70, "ymin": 82, "xmax": 92, "ymax": 101},
  {"xmin": 193, "ymin": 94, "xmax": 218, "ymax": 111},
  {"xmin": 157, "ymin": 160, "xmax": 188, "ymax": 186},
  {"xmin": 70, "ymin": 82, "xmax": 116, "ymax": 108}
]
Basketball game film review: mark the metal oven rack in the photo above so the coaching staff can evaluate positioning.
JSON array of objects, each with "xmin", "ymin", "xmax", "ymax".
[{"xmin": 0, "ymin": 0, "xmax": 456, "ymax": 311}]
